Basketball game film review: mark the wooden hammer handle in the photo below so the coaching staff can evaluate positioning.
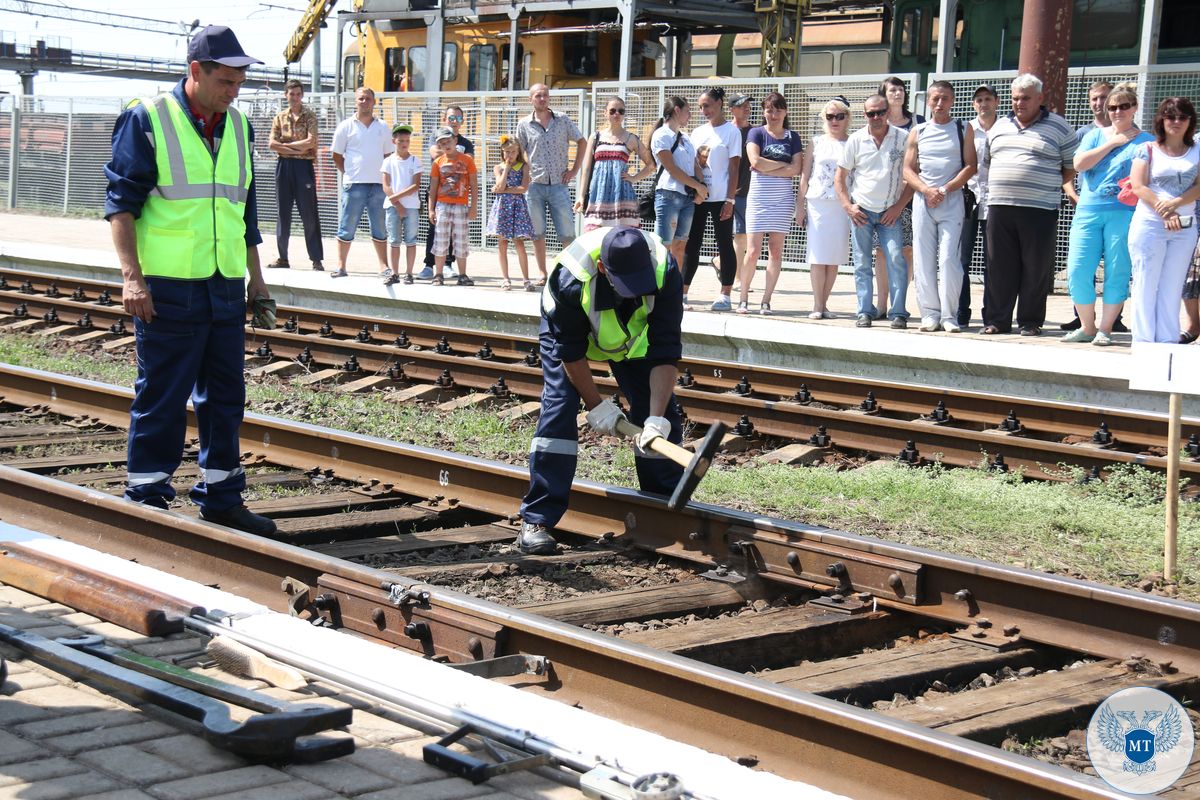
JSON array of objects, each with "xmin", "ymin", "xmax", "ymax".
[{"xmin": 613, "ymin": 417, "xmax": 693, "ymax": 467}]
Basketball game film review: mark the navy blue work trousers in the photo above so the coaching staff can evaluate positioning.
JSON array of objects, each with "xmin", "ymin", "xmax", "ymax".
[
  {"xmin": 519, "ymin": 323, "xmax": 684, "ymax": 528},
  {"xmin": 275, "ymin": 158, "xmax": 324, "ymax": 263},
  {"xmin": 124, "ymin": 275, "xmax": 247, "ymax": 513}
]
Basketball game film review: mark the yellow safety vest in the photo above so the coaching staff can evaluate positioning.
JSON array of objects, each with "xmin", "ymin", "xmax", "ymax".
[
  {"xmin": 131, "ymin": 93, "xmax": 251, "ymax": 280},
  {"xmin": 549, "ymin": 228, "xmax": 670, "ymax": 362}
]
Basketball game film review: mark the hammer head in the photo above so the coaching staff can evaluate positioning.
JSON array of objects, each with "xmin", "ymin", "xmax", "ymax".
[{"xmin": 668, "ymin": 421, "xmax": 727, "ymax": 511}]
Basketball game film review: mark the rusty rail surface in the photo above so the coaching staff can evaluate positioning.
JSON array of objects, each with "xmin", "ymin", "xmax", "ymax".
[{"xmin": 2, "ymin": 267, "xmax": 1196, "ymax": 483}]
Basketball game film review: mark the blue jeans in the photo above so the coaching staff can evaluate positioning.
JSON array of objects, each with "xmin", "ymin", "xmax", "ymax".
[
  {"xmin": 851, "ymin": 208, "xmax": 908, "ymax": 319},
  {"xmin": 386, "ymin": 205, "xmax": 420, "ymax": 247},
  {"xmin": 526, "ymin": 183, "xmax": 575, "ymax": 241},
  {"xmin": 337, "ymin": 182, "xmax": 386, "ymax": 242},
  {"xmin": 655, "ymin": 189, "xmax": 695, "ymax": 243}
]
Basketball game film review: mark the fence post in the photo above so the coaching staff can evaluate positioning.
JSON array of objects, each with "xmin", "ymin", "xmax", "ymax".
[
  {"xmin": 7, "ymin": 96, "xmax": 18, "ymax": 210},
  {"xmin": 63, "ymin": 97, "xmax": 72, "ymax": 214},
  {"xmin": 479, "ymin": 96, "xmax": 489, "ymax": 252}
]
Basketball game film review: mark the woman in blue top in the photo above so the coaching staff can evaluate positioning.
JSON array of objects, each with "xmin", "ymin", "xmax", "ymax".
[{"xmin": 1064, "ymin": 82, "xmax": 1154, "ymax": 346}]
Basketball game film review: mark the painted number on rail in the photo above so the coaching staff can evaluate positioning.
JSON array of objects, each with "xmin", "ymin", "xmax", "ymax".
[
  {"xmin": 713, "ymin": 369, "xmax": 722, "ymax": 378},
  {"xmin": 438, "ymin": 469, "xmax": 450, "ymax": 486}
]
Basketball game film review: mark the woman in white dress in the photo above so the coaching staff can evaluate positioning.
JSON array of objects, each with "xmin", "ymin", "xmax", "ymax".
[{"xmin": 797, "ymin": 97, "xmax": 851, "ymax": 319}]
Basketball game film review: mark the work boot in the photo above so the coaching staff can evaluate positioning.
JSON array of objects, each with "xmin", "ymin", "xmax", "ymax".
[
  {"xmin": 516, "ymin": 522, "xmax": 557, "ymax": 555},
  {"xmin": 200, "ymin": 505, "xmax": 278, "ymax": 537}
]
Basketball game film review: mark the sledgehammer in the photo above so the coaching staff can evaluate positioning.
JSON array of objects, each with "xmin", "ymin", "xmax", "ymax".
[{"xmin": 614, "ymin": 418, "xmax": 727, "ymax": 510}]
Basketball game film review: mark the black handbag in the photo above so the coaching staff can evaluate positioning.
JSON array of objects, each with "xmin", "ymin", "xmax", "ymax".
[{"xmin": 639, "ymin": 131, "xmax": 683, "ymax": 224}]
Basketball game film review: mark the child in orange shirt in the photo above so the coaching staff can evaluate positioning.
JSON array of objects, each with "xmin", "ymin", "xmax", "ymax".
[{"xmin": 429, "ymin": 126, "xmax": 477, "ymax": 285}]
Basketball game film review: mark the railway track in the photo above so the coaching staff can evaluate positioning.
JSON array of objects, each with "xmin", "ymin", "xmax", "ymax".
[
  {"xmin": 1, "ymin": 362, "xmax": 1199, "ymax": 799},
  {"xmin": 2, "ymin": 266, "xmax": 1198, "ymax": 484}
]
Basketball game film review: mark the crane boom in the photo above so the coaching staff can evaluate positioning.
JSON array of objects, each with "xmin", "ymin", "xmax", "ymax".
[{"xmin": 285, "ymin": 0, "xmax": 339, "ymax": 64}]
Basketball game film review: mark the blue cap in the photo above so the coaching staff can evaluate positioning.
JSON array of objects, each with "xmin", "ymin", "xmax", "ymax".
[
  {"xmin": 187, "ymin": 26, "xmax": 262, "ymax": 68},
  {"xmin": 600, "ymin": 227, "xmax": 657, "ymax": 298}
]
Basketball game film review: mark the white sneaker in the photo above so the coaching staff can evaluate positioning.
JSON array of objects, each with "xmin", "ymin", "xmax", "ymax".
[
  {"xmin": 808, "ymin": 311, "xmax": 823, "ymax": 320},
  {"xmin": 919, "ymin": 317, "xmax": 940, "ymax": 332},
  {"xmin": 941, "ymin": 320, "xmax": 962, "ymax": 333}
]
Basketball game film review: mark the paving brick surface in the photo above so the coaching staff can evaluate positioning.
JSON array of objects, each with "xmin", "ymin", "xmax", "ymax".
[
  {"xmin": 17, "ymin": 708, "xmax": 147, "ymax": 739},
  {"xmin": 43, "ymin": 719, "xmax": 178, "ymax": 756},
  {"xmin": 204, "ymin": 778, "xmax": 344, "ymax": 800},
  {"xmin": 145, "ymin": 765, "xmax": 292, "ymax": 800},
  {"xmin": 0, "ymin": 756, "xmax": 85, "ymax": 787},
  {"xmin": 0, "ymin": 770, "xmax": 122, "ymax": 800},
  {"xmin": 137, "ymin": 735, "xmax": 245, "ymax": 775},
  {"xmin": 77, "ymin": 745, "xmax": 192, "ymax": 785}
]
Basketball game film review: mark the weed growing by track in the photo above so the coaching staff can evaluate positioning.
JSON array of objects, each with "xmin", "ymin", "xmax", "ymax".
[{"xmin": 2, "ymin": 331, "xmax": 1197, "ymax": 598}]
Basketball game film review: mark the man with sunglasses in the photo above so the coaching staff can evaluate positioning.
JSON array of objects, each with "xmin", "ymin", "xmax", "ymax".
[
  {"xmin": 420, "ymin": 105, "xmax": 475, "ymax": 280},
  {"xmin": 515, "ymin": 226, "xmax": 684, "ymax": 555},
  {"xmin": 836, "ymin": 94, "xmax": 913, "ymax": 328}
]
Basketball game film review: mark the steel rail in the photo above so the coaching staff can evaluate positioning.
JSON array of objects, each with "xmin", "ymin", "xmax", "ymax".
[
  {"xmin": 2, "ymin": 278, "xmax": 1197, "ymax": 483},
  {"xmin": 2, "ymin": 266, "xmax": 1194, "ymax": 452},
  {"xmin": 0, "ymin": 463, "xmax": 1130, "ymax": 800}
]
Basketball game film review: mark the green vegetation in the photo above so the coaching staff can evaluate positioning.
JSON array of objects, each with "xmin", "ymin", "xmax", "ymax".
[{"xmin": 2, "ymin": 331, "xmax": 1196, "ymax": 598}]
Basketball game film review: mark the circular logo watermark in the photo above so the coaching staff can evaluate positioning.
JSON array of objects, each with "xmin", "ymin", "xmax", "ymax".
[{"xmin": 1087, "ymin": 686, "xmax": 1194, "ymax": 794}]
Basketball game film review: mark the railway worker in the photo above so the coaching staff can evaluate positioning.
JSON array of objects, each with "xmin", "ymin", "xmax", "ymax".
[
  {"xmin": 958, "ymin": 83, "xmax": 998, "ymax": 328},
  {"xmin": 420, "ymin": 105, "xmax": 474, "ymax": 280},
  {"xmin": 265, "ymin": 78, "xmax": 324, "ymax": 272},
  {"xmin": 517, "ymin": 83, "xmax": 587, "ymax": 286},
  {"xmin": 330, "ymin": 86, "xmax": 393, "ymax": 279},
  {"xmin": 903, "ymin": 80, "xmax": 977, "ymax": 333},
  {"xmin": 103, "ymin": 25, "xmax": 276, "ymax": 537},
  {"xmin": 836, "ymin": 93, "xmax": 913, "ymax": 329},
  {"xmin": 980, "ymin": 74, "xmax": 1076, "ymax": 336},
  {"xmin": 515, "ymin": 226, "xmax": 685, "ymax": 555}
]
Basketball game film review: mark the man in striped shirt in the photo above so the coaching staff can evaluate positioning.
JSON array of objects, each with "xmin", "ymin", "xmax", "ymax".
[{"xmin": 982, "ymin": 73, "xmax": 1076, "ymax": 336}]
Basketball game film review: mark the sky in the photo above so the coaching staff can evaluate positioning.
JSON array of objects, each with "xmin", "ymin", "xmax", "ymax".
[{"xmin": 0, "ymin": 0, "xmax": 340, "ymax": 97}]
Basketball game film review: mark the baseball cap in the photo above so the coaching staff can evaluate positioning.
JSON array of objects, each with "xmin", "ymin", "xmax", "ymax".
[
  {"xmin": 186, "ymin": 26, "xmax": 263, "ymax": 68},
  {"xmin": 600, "ymin": 227, "xmax": 657, "ymax": 298},
  {"xmin": 392, "ymin": 123, "xmax": 413, "ymax": 135},
  {"xmin": 729, "ymin": 93, "xmax": 752, "ymax": 108},
  {"xmin": 434, "ymin": 126, "xmax": 455, "ymax": 142},
  {"xmin": 973, "ymin": 83, "xmax": 997, "ymax": 98}
]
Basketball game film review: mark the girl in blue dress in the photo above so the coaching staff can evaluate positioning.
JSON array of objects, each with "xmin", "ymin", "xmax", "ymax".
[{"xmin": 486, "ymin": 136, "xmax": 536, "ymax": 290}]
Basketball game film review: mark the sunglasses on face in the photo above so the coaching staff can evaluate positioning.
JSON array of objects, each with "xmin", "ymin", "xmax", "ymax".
[
  {"xmin": 825, "ymin": 113, "xmax": 847, "ymax": 121},
  {"xmin": 609, "ymin": 108, "xmax": 626, "ymax": 115},
  {"xmin": 1107, "ymin": 102, "xmax": 1134, "ymax": 112},
  {"xmin": 865, "ymin": 109, "xmax": 887, "ymax": 119},
  {"xmin": 1164, "ymin": 114, "xmax": 1192, "ymax": 122},
  {"xmin": 447, "ymin": 115, "xmax": 464, "ymax": 121}
]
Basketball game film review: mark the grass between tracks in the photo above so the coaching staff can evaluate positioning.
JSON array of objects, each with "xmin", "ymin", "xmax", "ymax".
[{"xmin": 3, "ymin": 331, "xmax": 1198, "ymax": 599}]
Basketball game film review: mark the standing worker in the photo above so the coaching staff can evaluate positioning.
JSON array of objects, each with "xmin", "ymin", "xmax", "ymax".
[
  {"xmin": 516, "ymin": 226, "xmax": 685, "ymax": 555},
  {"xmin": 266, "ymin": 78, "xmax": 324, "ymax": 271},
  {"xmin": 104, "ymin": 26, "xmax": 276, "ymax": 536}
]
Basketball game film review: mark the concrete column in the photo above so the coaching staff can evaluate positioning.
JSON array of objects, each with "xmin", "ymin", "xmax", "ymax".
[
  {"xmin": 1017, "ymin": 0, "xmax": 1072, "ymax": 114},
  {"xmin": 8, "ymin": 96, "xmax": 19, "ymax": 210},
  {"xmin": 312, "ymin": 28, "xmax": 321, "ymax": 94},
  {"xmin": 507, "ymin": 11, "xmax": 520, "ymax": 92},
  {"xmin": 335, "ymin": 20, "xmax": 345, "ymax": 92},
  {"xmin": 19, "ymin": 71, "xmax": 35, "ymax": 95},
  {"xmin": 1139, "ymin": 0, "xmax": 1162, "ymax": 66},
  {"xmin": 935, "ymin": 0, "xmax": 958, "ymax": 74},
  {"xmin": 425, "ymin": 9, "xmax": 444, "ymax": 92},
  {"xmin": 618, "ymin": 0, "xmax": 637, "ymax": 88}
]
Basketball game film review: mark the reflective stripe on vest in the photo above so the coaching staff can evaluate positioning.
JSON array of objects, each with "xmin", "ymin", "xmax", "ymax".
[
  {"xmin": 133, "ymin": 94, "xmax": 251, "ymax": 280},
  {"xmin": 553, "ymin": 228, "xmax": 669, "ymax": 362}
]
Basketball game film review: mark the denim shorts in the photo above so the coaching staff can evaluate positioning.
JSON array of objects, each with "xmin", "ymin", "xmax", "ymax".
[
  {"xmin": 337, "ymin": 182, "xmax": 386, "ymax": 242},
  {"xmin": 385, "ymin": 205, "xmax": 420, "ymax": 247},
  {"xmin": 732, "ymin": 194, "xmax": 748, "ymax": 236},
  {"xmin": 654, "ymin": 189, "xmax": 694, "ymax": 243},
  {"xmin": 525, "ymin": 183, "xmax": 575, "ymax": 241}
]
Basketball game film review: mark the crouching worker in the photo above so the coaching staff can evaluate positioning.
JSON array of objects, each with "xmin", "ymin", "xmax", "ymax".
[{"xmin": 516, "ymin": 226, "xmax": 686, "ymax": 554}]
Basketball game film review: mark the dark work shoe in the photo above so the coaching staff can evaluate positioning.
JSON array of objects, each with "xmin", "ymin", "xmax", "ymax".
[
  {"xmin": 1112, "ymin": 318, "xmax": 1129, "ymax": 333},
  {"xmin": 201, "ymin": 505, "xmax": 278, "ymax": 537},
  {"xmin": 311, "ymin": 260, "xmax": 324, "ymax": 271},
  {"xmin": 855, "ymin": 314, "xmax": 872, "ymax": 328},
  {"xmin": 1060, "ymin": 317, "xmax": 1081, "ymax": 331},
  {"xmin": 266, "ymin": 259, "xmax": 290, "ymax": 269},
  {"xmin": 516, "ymin": 522, "xmax": 557, "ymax": 555},
  {"xmin": 890, "ymin": 317, "xmax": 908, "ymax": 329}
]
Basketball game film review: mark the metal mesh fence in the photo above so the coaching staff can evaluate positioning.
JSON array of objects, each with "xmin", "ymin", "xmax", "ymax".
[
  {"xmin": 929, "ymin": 64, "xmax": 1200, "ymax": 281},
  {"xmin": 592, "ymin": 74, "xmax": 921, "ymax": 272}
]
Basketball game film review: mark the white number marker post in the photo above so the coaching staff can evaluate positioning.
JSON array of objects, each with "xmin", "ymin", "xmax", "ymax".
[{"xmin": 1129, "ymin": 343, "xmax": 1200, "ymax": 577}]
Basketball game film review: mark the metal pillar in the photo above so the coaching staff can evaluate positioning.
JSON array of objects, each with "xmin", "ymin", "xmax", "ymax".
[
  {"xmin": 507, "ymin": 11, "xmax": 520, "ymax": 92},
  {"xmin": 1017, "ymin": 0, "xmax": 1072, "ymax": 114},
  {"xmin": 312, "ymin": 28, "xmax": 321, "ymax": 94},
  {"xmin": 935, "ymin": 0, "xmax": 958, "ymax": 73},
  {"xmin": 617, "ymin": 0, "xmax": 636, "ymax": 87},
  {"xmin": 335, "ymin": 19, "xmax": 344, "ymax": 93},
  {"xmin": 18, "ymin": 71, "xmax": 35, "ymax": 95},
  {"xmin": 425, "ymin": 8, "xmax": 444, "ymax": 92},
  {"xmin": 1139, "ymin": 0, "xmax": 1162, "ymax": 66},
  {"xmin": 7, "ymin": 96, "xmax": 19, "ymax": 209},
  {"xmin": 63, "ymin": 98, "xmax": 72, "ymax": 214}
]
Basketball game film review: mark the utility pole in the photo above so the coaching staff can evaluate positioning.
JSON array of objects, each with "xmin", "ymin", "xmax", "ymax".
[{"xmin": 1017, "ymin": 0, "xmax": 1072, "ymax": 113}]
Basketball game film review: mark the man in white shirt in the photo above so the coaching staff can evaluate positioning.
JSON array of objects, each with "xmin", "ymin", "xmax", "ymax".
[
  {"xmin": 330, "ymin": 86, "xmax": 393, "ymax": 278},
  {"xmin": 836, "ymin": 94, "xmax": 914, "ymax": 328}
]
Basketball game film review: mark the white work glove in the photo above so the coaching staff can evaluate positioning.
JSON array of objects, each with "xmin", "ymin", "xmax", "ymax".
[
  {"xmin": 585, "ymin": 399, "xmax": 626, "ymax": 436},
  {"xmin": 637, "ymin": 416, "xmax": 671, "ymax": 451}
]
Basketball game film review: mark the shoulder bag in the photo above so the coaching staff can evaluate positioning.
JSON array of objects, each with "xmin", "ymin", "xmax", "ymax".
[{"xmin": 1116, "ymin": 141, "xmax": 1149, "ymax": 207}]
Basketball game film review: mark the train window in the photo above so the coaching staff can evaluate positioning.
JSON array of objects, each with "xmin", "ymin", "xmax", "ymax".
[
  {"xmin": 384, "ymin": 47, "xmax": 406, "ymax": 92},
  {"xmin": 563, "ymin": 34, "xmax": 598, "ymax": 76},
  {"xmin": 408, "ymin": 44, "xmax": 459, "ymax": 90},
  {"xmin": 899, "ymin": 9, "xmax": 923, "ymax": 57},
  {"xmin": 469, "ymin": 45, "xmax": 497, "ymax": 91},
  {"xmin": 342, "ymin": 55, "xmax": 362, "ymax": 92},
  {"xmin": 501, "ymin": 43, "xmax": 526, "ymax": 89},
  {"xmin": 1071, "ymin": 0, "xmax": 1139, "ymax": 50},
  {"xmin": 1160, "ymin": 0, "xmax": 1200, "ymax": 49}
]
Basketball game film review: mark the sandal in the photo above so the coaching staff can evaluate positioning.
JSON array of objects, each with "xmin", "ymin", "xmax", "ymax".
[
  {"xmin": 980, "ymin": 325, "xmax": 1001, "ymax": 335},
  {"xmin": 735, "ymin": 301, "xmax": 749, "ymax": 315},
  {"xmin": 431, "ymin": 274, "xmax": 444, "ymax": 286},
  {"xmin": 456, "ymin": 275, "xmax": 475, "ymax": 286},
  {"xmin": 760, "ymin": 302, "xmax": 772, "ymax": 316},
  {"xmin": 501, "ymin": 279, "xmax": 512, "ymax": 291},
  {"xmin": 535, "ymin": 277, "xmax": 547, "ymax": 287},
  {"xmin": 524, "ymin": 280, "xmax": 537, "ymax": 292},
  {"xmin": 1181, "ymin": 331, "xmax": 1199, "ymax": 344}
]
